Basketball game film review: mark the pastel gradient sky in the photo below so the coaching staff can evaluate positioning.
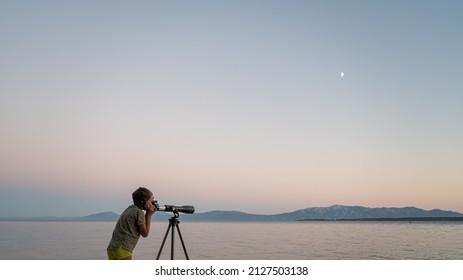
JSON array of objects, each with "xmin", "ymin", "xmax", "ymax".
[{"xmin": 1, "ymin": 0, "xmax": 462, "ymax": 217}]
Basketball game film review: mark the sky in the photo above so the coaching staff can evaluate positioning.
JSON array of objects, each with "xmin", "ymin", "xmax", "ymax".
[{"xmin": 1, "ymin": 0, "xmax": 462, "ymax": 217}]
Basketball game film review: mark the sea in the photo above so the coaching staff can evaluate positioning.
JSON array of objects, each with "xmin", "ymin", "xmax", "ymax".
[{"xmin": 0, "ymin": 220, "xmax": 462, "ymax": 260}]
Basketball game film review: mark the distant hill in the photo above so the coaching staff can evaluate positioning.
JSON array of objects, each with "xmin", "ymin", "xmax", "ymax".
[
  {"xmin": 182, "ymin": 205, "xmax": 463, "ymax": 221},
  {"xmin": 0, "ymin": 211, "xmax": 120, "ymax": 221},
  {"xmin": 1, "ymin": 205, "xmax": 462, "ymax": 222},
  {"xmin": 77, "ymin": 212, "xmax": 120, "ymax": 221}
]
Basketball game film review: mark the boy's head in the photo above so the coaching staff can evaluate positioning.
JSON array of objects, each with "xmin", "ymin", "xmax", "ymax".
[{"xmin": 132, "ymin": 187, "xmax": 153, "ymax": 205}]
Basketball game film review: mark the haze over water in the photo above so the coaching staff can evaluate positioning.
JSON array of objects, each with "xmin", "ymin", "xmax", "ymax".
[{"xmin": 1, "ymin": 221, "xmax": 462, "ymax": 260}]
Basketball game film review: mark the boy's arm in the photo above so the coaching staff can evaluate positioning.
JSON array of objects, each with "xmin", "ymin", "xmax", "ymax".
[{"xmin": 139, "ymin": 206, "xmax": 155, "ymax": 237}]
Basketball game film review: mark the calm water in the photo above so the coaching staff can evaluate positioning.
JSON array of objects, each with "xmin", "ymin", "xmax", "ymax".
[{"xmin": 0, "ymin": 220, "xmax": 462, "ymax": 260}]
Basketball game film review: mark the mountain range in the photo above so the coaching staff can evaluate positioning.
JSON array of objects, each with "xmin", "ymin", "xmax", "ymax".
[{"xmin": 2, "ymin": 205, "xmax": 463, "ymax": 221}]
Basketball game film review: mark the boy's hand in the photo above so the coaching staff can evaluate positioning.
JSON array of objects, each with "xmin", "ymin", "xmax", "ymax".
[{"xmin": 146, "ymin": 204, "xmax": 156, "ymax": 215}]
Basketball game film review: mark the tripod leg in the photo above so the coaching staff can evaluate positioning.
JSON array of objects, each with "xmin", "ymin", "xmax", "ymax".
[
  {"xmin": 156, "ymin": 223, "xmax": 172, "ymax": 260},
  {"xmin": 175, "ymin": 223, "xmax": 190, "ymax": 260},
  {"xmin": 170, "ymin": 219, "xmax": 175, "ymax": 260}
]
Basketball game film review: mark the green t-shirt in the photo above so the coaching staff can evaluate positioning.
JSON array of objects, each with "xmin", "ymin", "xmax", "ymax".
[{"xmin": 107, "ymin": 205, "xmax": 146, "ymax": 252}]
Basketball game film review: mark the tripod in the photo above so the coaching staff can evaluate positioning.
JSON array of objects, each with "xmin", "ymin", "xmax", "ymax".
[{"xmin": 156, "ymin": 212, "xmax": 190, "ymax": 260}]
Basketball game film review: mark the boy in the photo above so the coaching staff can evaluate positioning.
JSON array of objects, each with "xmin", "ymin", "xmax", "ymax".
[{"xmin": 107, "ymin": 187, "xmax": 156, "ymax": 260}]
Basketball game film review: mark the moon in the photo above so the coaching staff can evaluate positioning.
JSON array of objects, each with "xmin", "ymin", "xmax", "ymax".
[{"xmin": 340, "ymin": 72, "xmax": 344, "ymax": 78}]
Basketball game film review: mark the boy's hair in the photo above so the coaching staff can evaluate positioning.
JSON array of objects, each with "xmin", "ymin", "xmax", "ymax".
[{"xmin": 132, "ymin": 187, "xmax": 153, "ymax": 204}]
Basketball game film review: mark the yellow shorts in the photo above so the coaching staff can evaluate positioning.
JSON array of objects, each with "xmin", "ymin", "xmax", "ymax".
[{"xmin": 107, "ymin": 246, "xmax": 132, "ymax": 260}]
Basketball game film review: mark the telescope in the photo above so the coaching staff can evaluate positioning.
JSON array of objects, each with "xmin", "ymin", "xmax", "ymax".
[{"xmin": 152, "ymin": 200, "xmax": 195, "ymax": 214}]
